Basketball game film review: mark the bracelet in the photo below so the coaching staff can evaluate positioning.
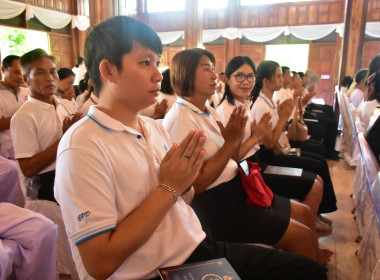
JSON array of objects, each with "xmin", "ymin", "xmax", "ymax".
[{"xmin": 158, "ymin": 183, "xmax": 178, "ymax": 203}]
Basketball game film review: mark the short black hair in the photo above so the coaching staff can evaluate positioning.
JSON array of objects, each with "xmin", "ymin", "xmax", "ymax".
[
  {"xmin": 20, "ymin": 48, "xmax": 55, "ymax": 77},
  {"xmin": 2, "ymin": 55, "xmax": 20, "ymax": 69},
  {"xmin": 76, "ymin": 56, "xmax": 84, "ymax": 67},
  {"xmin": 369, "ymin": 54, "xmax": 380, "ymax": 75},
  {"xmin": 354, "ymin": 68, "xmax": 369, "ymax": 85},
  {"xmin": 341, "ymin": 76, "xmax": 353, "ymax": 88},
  {"xmin": 84, "ymin": 16, "xmax": 163, "ymax": 95},
  {"xmin": 281, "ymin": 66, "xmax": 290, "ymax": 75},
  {"xmin": 57, "ymin": 68, "xmax": 75, "ymax": 80},
  {"xmin": 298, "ymin": 72, "xmax": 305, "ymax": 78}
]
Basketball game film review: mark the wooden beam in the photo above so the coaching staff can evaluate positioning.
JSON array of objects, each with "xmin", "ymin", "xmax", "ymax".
[
  {"xmin": 340, "ymin": 0, "xmax": 369, "ymax": 79},
  {"xmin": 184, "ymin": 0, "xmax": 203, "ymax": 49}
]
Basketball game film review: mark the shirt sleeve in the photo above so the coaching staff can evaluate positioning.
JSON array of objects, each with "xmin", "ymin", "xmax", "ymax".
[
  {"xmin": 55, "ymin": 146, "xmax": 117, "ymax": 245},
  {"xmin": 11, "ymin": 112, "xmax": 40, "ymax": 159}
]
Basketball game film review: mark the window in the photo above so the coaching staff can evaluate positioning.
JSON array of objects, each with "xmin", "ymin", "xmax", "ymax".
[
  {"xmin": 201, "ymin": 0, "xmax": 227, "ymax": 9},
  {"xmin": 0, "ymin": 26, "xmax": 49, "ymax": 58},
  {"xmin": 241, "ymin": 0, "xmax": 314, "ymax": 5},
  {"xmin": 120, "ymin": 0, "xmax": 137, "ymax": 16},
  {"xmin": 265, "ymin": 44, "xmax": 309, "ymax": 72},
  {"xmin": 147, "ymin": 0, "xmax": 185, "ymax": 13}
]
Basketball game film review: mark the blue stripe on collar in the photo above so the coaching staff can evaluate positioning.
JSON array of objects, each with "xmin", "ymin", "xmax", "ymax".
[
  {"xmin": 87, "ymin": 113, "xmax": 112, "ymax": 130},
  {"xmin": 176, "ymin": 101, "xmax": 211, "ymax": 117}
]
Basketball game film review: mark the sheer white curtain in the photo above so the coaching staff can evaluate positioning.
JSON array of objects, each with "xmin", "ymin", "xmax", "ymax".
[
  {"xmin": 366, "ymin": 22, "xmax": 380, "ymax": 38},
  {"xmin": 0, "ymin": 0, "xmax": 90, "ymax": 30},
  {"xmin": 157, "ymin": 31, "xmax": 184, "ymax": 44},
  {"xmin": 241, "ymin": 26, "xmax": 289, "ymax": 42},
  {"xmin": 289, "ymin": 24, "xmax": 341, "ymax": 40}
]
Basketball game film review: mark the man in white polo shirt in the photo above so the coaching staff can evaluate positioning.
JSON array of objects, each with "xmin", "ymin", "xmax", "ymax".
[
  {"xmin": 54, "ymin": 16, "xmax": 327, "ymax": 280},
  {"xmin": 0, "ymin": 55, "xmax": 29, "ymax": 160},
  {"xmin": 11, "ymin": 49, "xmax": 82, "ymax": 202}
]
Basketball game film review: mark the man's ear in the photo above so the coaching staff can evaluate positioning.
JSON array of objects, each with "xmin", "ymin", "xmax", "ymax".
[
  {"xmin": 1, "ymin": 66, "xmax": 5, "ymax": 75},
  {"xmin": 99, "ymin": 59, "xmax": 117, "ymax": 84}
]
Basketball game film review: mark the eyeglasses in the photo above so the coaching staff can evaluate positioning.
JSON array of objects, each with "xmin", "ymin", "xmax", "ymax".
[{"xmin": 231, "ymin": 73, "xmax": 255, "ymax": 83}]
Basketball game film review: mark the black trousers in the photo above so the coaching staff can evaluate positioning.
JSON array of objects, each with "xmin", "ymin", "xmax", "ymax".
[
  {"xmin": 152, "ymin": 235, "xmax": 327, "ymax": 280},
  {"xmin": 35, "ymin": 170, "xmax": 56, "ymax": 202}
]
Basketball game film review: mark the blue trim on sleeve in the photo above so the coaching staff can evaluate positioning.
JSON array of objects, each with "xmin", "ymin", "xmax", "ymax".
[{"xmin": 75, "ymin": 227, "xmax": 116, "ymax": 245}]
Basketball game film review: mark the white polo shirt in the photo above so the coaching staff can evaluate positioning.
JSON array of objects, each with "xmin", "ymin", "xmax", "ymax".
[
  {"xmin": 11, "ymin": 95, "xmax": 77, "ymax": 174},
  {"xmin": 216, "ymin": 99, "xmax": 260, "ymax": 160},
  {"xmin": 251, "ymin": 92, "xmax": 279, "ymax": 129},
  {"xmin": 350, "ymin": 88, "xmax": 364, "ymax": 109},
  {"xmin": 357, "ymin": 99, "xmax": 379, "ymax": 129},
  {"xmin": 163, "ymin": 97, "xmax": 238, "ymax": 190},
  {"xmin": 273, "ymin": 87, "xmax": 296, "ymax": 121},
  {"xmin": 54, "ymin": 106, "xmax": 205, "ymax": 280},
  {"xmin": 0, "ymin": 84, "xmax": 29, "ymax": 159}
]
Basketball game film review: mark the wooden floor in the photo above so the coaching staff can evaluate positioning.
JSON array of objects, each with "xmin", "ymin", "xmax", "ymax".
[{"xmin": 320, "ymin": 157, "xmax": 361, "ymax": 280}]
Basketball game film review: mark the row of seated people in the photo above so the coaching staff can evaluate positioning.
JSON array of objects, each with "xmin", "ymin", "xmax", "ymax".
[{"xmin": 0, "ymin": 16, "xmax": 344, "ymax": 279}]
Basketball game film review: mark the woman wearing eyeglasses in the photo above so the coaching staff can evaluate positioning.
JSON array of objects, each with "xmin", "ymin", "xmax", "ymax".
[
  {"xmin": 163, "ymin": 48, "xmax": 332, "ymax": 266},
  {"xmin": 217, "ymin": 56, "xmax": 325, "ymax": 218}
]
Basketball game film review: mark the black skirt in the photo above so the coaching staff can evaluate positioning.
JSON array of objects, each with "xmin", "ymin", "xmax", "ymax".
[{"xmin": 191, "ymin": 174, "xmax": 290, "ymax": 246}]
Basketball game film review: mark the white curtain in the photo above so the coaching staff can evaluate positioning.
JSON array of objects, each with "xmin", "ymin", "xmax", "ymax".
[
  {"xmin": 241, "ymin": 26, "xmax": 288, "ymax": 42},
  {"xmin": 157, "ymin": 31, "xmax": 184, "ymax": 45},
  {"xmin": 0, "ymin": 0, "xmax": 90, "ymax": 30},
  {"xmin": 222, "ymin": 28, "xmax": 242, "ymax": 40},
  {"xmin": 203, "ymin": 29, "xmax": 224, "ymax": 43},
  {"xmin": 0, "ymin": 0, "xmax": 25, "ymax": 19},
  {"xmin": 71, "ymin": 15, "xmax": 90, "ymax": 31},
  {"xmin": 366, "ymin": 22, "xmax": 380, "ymax": 38},
  {"xmin": 289, "ymin": 24, "xmax": 341, "ymax": 40}
]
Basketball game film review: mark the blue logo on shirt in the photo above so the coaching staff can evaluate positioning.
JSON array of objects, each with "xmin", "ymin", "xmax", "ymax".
[
  {"xmin": 164, "ymin": 144, "xmax": 168, "ymax": 152},
  {"xmin": 78, "ymin": 211, "xmax": 90, "ymax": 221}
]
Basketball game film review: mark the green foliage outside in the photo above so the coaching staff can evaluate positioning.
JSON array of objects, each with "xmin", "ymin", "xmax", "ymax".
[{"xmin": 0, "ymin": 26, "xmax": 31, "ymax": 57}]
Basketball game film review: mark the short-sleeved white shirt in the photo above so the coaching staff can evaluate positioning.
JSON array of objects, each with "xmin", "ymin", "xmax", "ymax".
[
  {"xmin": 251, "ymin": 92, "xmax": 279, "ymax": 129},
  {"xmin": 350, "ymin": 88, "xmax": 364, "ymax": 109},
  {"xmin": 163, "ymin": 97, "xmax": 238, "ymax": 190},
  {"xmin": 0, "ymin": 84, "xmax": 29, "ymax": 159},
  {"xmin": 357, "ymin": 99, "xmax": 379, "ymax": 129},
  {"xmin": 11, "ymin": 95, "xmax": 77, "ymax": 173},
  {"xmin": 273, "ymin": 87, "xmax": 296, "ymax": 121},
  {"xmin": 54, "ymin": 106, "xmax": 205, "ymax": 279},
  {"xmin": 72, "ymin": 64, "xmax": 86, "ymax": 86},
  {"xmin": 216, "ymin": 99, "xmax": 260, "ymax": 160}
]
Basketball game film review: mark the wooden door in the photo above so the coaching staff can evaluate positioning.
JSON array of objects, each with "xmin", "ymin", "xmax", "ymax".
[
  {"xmin": 204, "ymin": 45, "xmax": 226, "ymax": 75},
  {"xmin": 362, "ymin": 41, "xmax": 380, "ymax": 69},
  {"xmin": 308, "ymin": 42, "xmax": 339, "ymax": 105},
  {"xmin": 239, "ymin": 45, "xmax": 266, "ymax": 67},
  {"xmin": 49, "ymin": 33, "xmax": 74, "ymax": 69}
]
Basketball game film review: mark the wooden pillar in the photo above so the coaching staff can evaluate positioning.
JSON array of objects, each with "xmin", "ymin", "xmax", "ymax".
[
  {"xmin": 184, "ymin": 0, "xmax": 203, "ymax": 49},
  {"xmin": 225, "ymin": 0, "xmax": 240, "ymax": 63},
  {"xmin": 340, "ymin": 0, "xmax": 369, "ymax": 79},
  {"xmin": 89, "ymin": 0, "xmax": 115, "ymax": 26},
  {"xmin": 136, "ymin": 0, "xmax": 147, "ymax": 23}
]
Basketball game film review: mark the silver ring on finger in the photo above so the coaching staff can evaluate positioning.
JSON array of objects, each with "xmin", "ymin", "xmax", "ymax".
[{"xmin": 183, "ymin": 152, "xmax": 191, "ymax": 159}]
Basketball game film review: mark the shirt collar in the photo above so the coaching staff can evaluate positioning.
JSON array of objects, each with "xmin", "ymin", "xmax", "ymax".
[
  {"xmin": 0, "ymin": 81, "xmax": 20, "ymax": 95},
  {"xmin": 176, "ymin": 97, "xmax": 211, "ymax": 117},
  {"xmin": 87, "ymin": 106, "xmax": 149, "ymax": 137},
  {"xmin": 28, "ymin": 95, "xmax": 62, "ymax": 110},
  {"xmin": 234, "ymin": 99, "xmax": 251, "ymax": 110},
  {"xmin": 259, "ymin": 92, "xmax": 276, "ymax": 109}
]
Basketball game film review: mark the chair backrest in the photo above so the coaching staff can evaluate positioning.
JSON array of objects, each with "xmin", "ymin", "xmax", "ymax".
[
  {"xmin": 358, "ymin": 132, "xmax": 380, "ymax": 188},
  {"xmin": 370, "ymin": 173, "xmax": 380, "ymax": 237}
]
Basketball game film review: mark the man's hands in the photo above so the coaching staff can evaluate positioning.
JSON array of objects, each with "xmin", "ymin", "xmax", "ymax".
[
  {"xmin": 159, "ymin": 130, "xmax": 206, "ymax": 196},
  {"xmin": 62, "ymin": 112, "xmax": 83, "ymax": 134}
]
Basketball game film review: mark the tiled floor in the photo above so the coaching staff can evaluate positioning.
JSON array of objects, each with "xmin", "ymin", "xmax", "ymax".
[{"xmin": 320, "ymin": 158, "xmax": 361, "ymax": 280}]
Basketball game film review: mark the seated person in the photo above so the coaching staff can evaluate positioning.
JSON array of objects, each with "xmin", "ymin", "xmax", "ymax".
[
  {"xmin": 0, "ymin": 55, "xmax": 29, "ymax": 160},
  {"xmin": 0, "ymin": 156, "xmax": 23, "ymax": 206},
  {"xmin": 250, "ymin": 60, "xmax": 337, "ymax": 216},
  {"xmin": 54, "ymin": 16, "xmax": 327, "ymax": 280},
  {"xmin": 11, "ymin": 49, "xmax": 82, "ymax": 202},
  {"xmin": 350, "ymin": 68, "xmax": 368, "ymax": 109},
  {"xmin": 216, "ymin": 56, "xmax": 326, "ymax": 222},
  {"xmin": 0, "ymin": 202, "xmax": 57, "ymax": 279},
  {"xmin": 163, "ymin": 48, "xmax": 332, "ymax": 265},
  {"xmin": 56, "ymin": 68, "xmax": 77, "ymax": 107}
]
